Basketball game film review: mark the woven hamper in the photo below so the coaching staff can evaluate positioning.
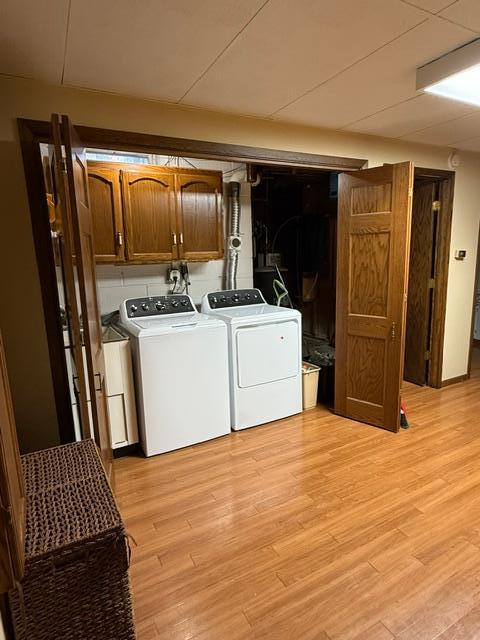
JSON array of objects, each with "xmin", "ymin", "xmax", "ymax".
[{"xmin": 8, "ymin": 440, "xmax": 136, "ymax": 640}]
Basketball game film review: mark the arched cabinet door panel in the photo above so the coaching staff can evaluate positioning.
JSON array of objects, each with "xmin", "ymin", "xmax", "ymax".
[
  {"xmin": 176, "ymin": 171, "xmax": 224, "ymax": 261},
  {"xmin": 121, "ymin": 168, "xmax": 178, "ymax": 262},
  {"xmin": 87, "ymin": 163, "xmax": 124, "ymax": 263}
]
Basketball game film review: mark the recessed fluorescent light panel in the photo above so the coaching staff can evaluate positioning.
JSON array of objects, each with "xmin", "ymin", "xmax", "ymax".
[{"xmin": 417, "ymin": 38, "xmax": 480, "ymax": 108}]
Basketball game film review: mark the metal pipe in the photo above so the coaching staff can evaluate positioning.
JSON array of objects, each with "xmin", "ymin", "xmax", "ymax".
[{"xmin": 226, "ymin": 181, "xmax": 241, "ymax": 290}]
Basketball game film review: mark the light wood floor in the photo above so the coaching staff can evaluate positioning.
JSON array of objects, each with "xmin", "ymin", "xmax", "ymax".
[{"xmin": 115, "ymin": 349, "xmax": 480, "ymax": 640}]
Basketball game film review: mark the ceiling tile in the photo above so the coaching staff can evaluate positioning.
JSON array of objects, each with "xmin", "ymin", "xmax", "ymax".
[
  {"xmin": 400, "ymin": 110, "xmax": 480, "ymax": 145},
  {"xmin": 275, "ymin": 17, "xmax": 473, "ymax": 129},
  {"xmin": 0, "ymin": 0, "xmax": 69, "ymax": 82},
  {"xmin": 344, "ymin": 93, "xmax": 473, "ymax": 138},
  {"xmin": 181, "ymin": 0, "xmax": 427, "ymax": 116},
  {"xmin": 63, "ymin": 0, "xmax": 265, "ymax": 101},
  {"xmin": 440, "ymin": 0, "xmax": 480, "ymax": 32},
  {"xmin": 402, "ymin": 0, "xmax": 461, "ymax": 13},
  {"xmin": 454, "ymin": 136, "xmax": 480, "ymax": 151}
]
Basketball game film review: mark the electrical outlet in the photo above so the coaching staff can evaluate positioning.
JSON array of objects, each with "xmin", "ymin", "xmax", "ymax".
[{"xmin": 167, "ymin": 268, "xmax": 181, "ymax": 284}]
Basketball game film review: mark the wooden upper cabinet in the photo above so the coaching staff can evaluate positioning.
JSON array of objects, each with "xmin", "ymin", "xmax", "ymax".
[
  {"xmin": 87, "ymin": 162, "xmax": 125, "ymax": 263},
  {"xmin": 121, "ymin": 167, "xmax": 177, "ymax": 263},
  {"xmin": 86, "ymin": 162, "xmax": 224, "ymax": 264},
  {"xmin": 176, "ymin": 171, "xmax": 224, "ymax": 261}
]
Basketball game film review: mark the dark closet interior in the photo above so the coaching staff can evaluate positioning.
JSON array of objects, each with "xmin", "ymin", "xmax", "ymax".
[{"xmin": 251, "ymin": 166, "xmax": 339, "ymax": 403}]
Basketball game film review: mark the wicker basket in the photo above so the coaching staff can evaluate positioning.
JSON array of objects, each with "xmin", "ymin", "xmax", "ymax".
[{"xmin": 9, "ymin": 440, "xmax": 136, "ymax": 640}]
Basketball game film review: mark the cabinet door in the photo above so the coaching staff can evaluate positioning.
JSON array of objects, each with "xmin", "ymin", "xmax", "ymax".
[
  {"xmin": 121, "ymin": 168, "xmax": 177, "ymax": 262},
  {"xmin": 87, "ymin": 162, "xmax": 125, "ymax": 263},
  {"xmin": 176, "ymin": 172, "xmax": 224, "ymax": 261}
]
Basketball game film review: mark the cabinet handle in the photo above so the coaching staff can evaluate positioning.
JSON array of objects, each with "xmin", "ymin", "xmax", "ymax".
[
  {"xmin": 179, "ymin": 232, "xmax": 184, "ymax": 245},
  {"xmin": 172, "ymin": 232, "xmax": 177, "ymax": 246},
  {"xmin": 117, "ymin": 231, "xmax": 123, "ymax": 247}
]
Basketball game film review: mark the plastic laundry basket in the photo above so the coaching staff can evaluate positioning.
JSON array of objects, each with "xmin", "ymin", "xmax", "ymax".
[{"xmin": 302, "ymin": 362, "xmax": 320, "ymax": 410}]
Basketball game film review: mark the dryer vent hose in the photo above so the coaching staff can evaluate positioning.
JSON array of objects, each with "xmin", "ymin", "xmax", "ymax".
[{"xmin": 226, "ymin": 181, "xmax": 241, "ymax": 290}]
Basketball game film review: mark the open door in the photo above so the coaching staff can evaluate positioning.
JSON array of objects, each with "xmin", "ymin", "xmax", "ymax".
[
  {"xmin": 49, "ymin": 131, "xmax": 91, "ymax": 441},
  {"xmin": 0, "ymin": 331, "xmax": 25, "ymax": 592},
  {"xmin": 335, "ymin": 162, "xmax": 413, "ymax": 432},
  {"xmin": 51, "ymin": 114, "xmax": 113, "ymax": 478},
  {"xmin": 404, "ymin": 181, "xmax": 436, "ymax": 385}
]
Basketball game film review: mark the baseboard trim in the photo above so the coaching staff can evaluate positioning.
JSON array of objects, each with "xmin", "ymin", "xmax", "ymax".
[{"xmin": 441, "ymin": 374, "xmax": 469, "ymax": 387}]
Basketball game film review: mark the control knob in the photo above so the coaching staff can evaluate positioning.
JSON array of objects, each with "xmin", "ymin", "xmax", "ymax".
[
  {"xmin": 245, "ymin": 293, "xmax": 251, "ymax": 300},
  {"xmin": 155, "ymin": 302, "xmax": 166, "ymax": 311},
  {"xmin": 142, "ymin": 303, "xmax": 150, "ymax": 311},
  {"xmin": 181, "ymin": 299, "xmax": 189, "ymax": 306},
  {"xmin": 130, "ymin": 304, "xmax": 138, "ymax": 314},
  {"xmin": 171, "ymin": 299, "xmax": 179, "ymax": 308},
  {"xmin": 210, "ymin": 296, "xmax": 218, "ymax": 304},
  {"xmin": 232, "ymin": 293, "xmax": 240, "ymax": 303},
  {"xmin": 220, "ymin": 295, "xmax": 227, "ymax": 303}
]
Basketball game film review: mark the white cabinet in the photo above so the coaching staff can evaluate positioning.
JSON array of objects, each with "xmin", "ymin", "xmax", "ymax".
[{"xmin": 67, "ymin": 327, "xmax": 139, "ymax": 449}]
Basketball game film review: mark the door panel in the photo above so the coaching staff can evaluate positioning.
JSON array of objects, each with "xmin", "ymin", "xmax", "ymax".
[
  {"xmin": 121, "ymin": 168, "xmax": 177, "ymax": 262},
  {"xmin": 52, "ymin": 114, "xmax": 113, "ymax": 478},
  {"xmin": 404, "ymin": 181, "xmax": 435, "ymax": 385},
  {"xmin": 236, "ymin": 321, "xmax": 299, "ymax": 388},
  {"xmin": 335, "ymin": 162, "xmax": 413, "ymax": 432},
  {"xmin": 0, "ymin": 331, "xmax": 25, "ymax": 593},
  {"xmin": 50, "ymin": 129, "xmax": 91, "ymax": 440},
  {"xmin": 87, "ymin": 163, "xmax": 124, "ymax": 263},
  {"xmin": 176, "ymin": 172, "xmax": 224, "ymax": 261}
]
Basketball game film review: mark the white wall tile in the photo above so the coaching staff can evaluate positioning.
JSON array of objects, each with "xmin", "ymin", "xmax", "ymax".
[
  {"xmin": 99, "ymin": 284, "xmax": 148, "ymax": 314},
  {"xmin": 121, "ymin": 264, "xmax": 168, "ymax": 285},
  {"xmin": 96, "ymin": 264, "xmax": 123, "ymax": 287}
]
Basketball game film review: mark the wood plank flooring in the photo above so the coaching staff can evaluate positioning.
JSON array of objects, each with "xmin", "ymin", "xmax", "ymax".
[{"xmin": 115, "ymin": 350, "xmax": 480, "ymax": 640}]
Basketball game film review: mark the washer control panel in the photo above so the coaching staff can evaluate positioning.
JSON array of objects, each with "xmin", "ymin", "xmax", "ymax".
[
  {"xmin": 125, "ymin": 295, "xmax": 195, "ymax": 318},
  {"xmin": 206, "ymin": 289, "xmax": 265, "ymax": 310}
]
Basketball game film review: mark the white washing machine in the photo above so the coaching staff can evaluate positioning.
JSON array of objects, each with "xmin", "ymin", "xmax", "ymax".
[
  {"xmin": 119, "ymin": 294, "xmax": 230, "ymax": 456},
  {"xmin": 201, "ymin": 289, "xmax": 302, "ymax": 430}
]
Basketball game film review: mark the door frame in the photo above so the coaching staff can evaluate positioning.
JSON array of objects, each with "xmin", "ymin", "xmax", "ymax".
[
  {"xmin": 17, "ymin": 117, "xmax": 367, "ymax": 442},
  {"xmin": 413, "ymin": 167, "xmax": 455, "ymax": 388},
  {"xmin": 468, "ymin": 221, "xmax": 480, "ymax": 377}
]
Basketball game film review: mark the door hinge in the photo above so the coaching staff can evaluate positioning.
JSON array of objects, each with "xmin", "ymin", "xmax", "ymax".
[
  {"xmin": 425, "ymin": 350, "xmax": 431, "ymax": 361},
  {"xmin": 432, "ymin": 200, "xmax": 441, "ymax": 212},
  {"xmin": 428, "ymin": 278, "xmax": 435, "ymax": 289}
]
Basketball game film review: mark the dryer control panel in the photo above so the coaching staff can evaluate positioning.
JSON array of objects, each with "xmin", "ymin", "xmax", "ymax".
[
  {"xmin": 205, "ymin": 289, "xmax": 265, "ymax": 310},
  {"xmin": 124, "ymin": 295, "xmax": 195, "ymax": 318}
]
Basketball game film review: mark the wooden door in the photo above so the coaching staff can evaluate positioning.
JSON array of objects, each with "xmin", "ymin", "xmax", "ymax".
[
  {"xmin": 50, "ymin": 131, "xmax": 91, "ymax": 441},
  {"xmin": 404, "ymin": 181, "xmax": 436, "ymax": 385},
  {"xmin": 121, "ymin": 167, "xmax": 177, "ymax": 262},
  {"xmin": 176, "ymin": 171, "xmax": 224, "ymax": 261},
  {"xmin": 0, "ymin": 331, "xmax": 25, "ymax": 592},
  {"xmin": 87, "ymin": 162, "xmax": 125, "ymax": 263},
  {"xmin": 52, "ymin": 114, "xmax": 113, "ymax": 477},
  {"xmin": 335, "ymin": 162, "xmax": 413, "ymax": 432}
]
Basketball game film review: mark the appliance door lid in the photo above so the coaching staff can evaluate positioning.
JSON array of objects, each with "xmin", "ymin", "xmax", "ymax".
[{"xmin": 236, "ymin": 320, "xmax": 299, "ymax": 388}]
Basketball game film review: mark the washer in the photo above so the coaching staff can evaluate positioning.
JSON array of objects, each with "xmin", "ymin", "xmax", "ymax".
[
  {"xmin": 201, "ymin": 289, "xmax": 302, "ymax": 430},
  {"xmin": 119, "ymin": 294, "xmax": 230, "ymax": 456}
]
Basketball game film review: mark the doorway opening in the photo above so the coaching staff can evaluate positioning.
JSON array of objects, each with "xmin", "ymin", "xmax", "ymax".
[{"xmin": 250, "ymin": 164, "xmax": 455, "ymax": 409}]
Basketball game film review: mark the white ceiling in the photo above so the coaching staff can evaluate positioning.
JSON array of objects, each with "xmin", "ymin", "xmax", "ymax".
[{"xmin": 2, "ymin": 0, "xmax": 480, "ymax": 151}]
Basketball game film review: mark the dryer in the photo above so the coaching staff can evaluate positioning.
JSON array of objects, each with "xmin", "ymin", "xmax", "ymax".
[
  {"xmin": 119, "ymin": 295, "xmax": 230, "ymax": 456},
  {"xmin": 201, "ymin": 289, "xmax": 302, "ymax": 430}
]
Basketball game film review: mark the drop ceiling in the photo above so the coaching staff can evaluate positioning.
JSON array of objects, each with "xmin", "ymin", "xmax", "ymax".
[{"xmin": 2, "ymin": 0, "xmax": 480, "ymax": 151}]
